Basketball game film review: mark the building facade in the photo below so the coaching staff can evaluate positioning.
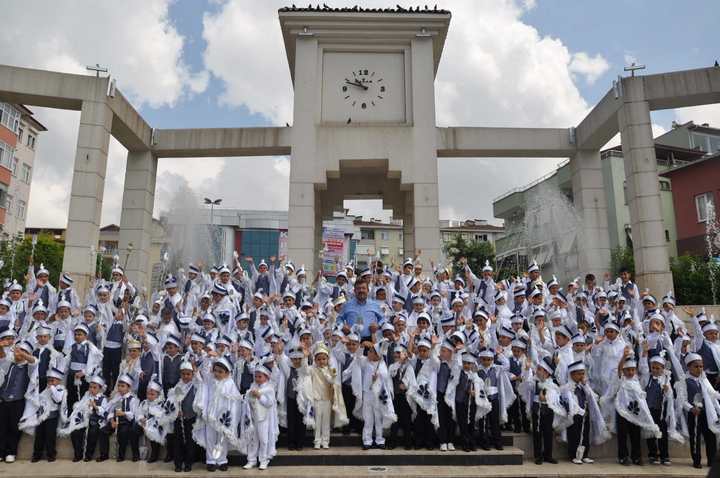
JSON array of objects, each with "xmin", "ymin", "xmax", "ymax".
[
  {"xmin": 661, "ymin": 153, "xmax": 720, "ymax": 257},
  {"xmin": 493, "ymin": 122, "xmax": 718, "ymax": 280},
  {"xmin": 0, "ymin": 103, "xmax": 45, "ymax": 238}
]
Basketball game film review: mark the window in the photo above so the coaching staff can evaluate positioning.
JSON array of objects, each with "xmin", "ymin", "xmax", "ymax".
[
  {"xmin": 398, "ymin": 231, "xmax": 403, "ymax": 241},
  {"xmin": 26, "ymin": 134, "xmax": 36, "ymax": 149},
  {"xmin": 4, "ymin": 194, "xmax": 11, "ymax": 213},
  {"xmin": 695, "ymin": 192, "xmax": 715, "ymax": 222},
  {"xmin": 0, "ymin": 103, "xmax": 20, "ymax": 133},
  {"xmin": 475, "ymin": 233, "xmax": 488, "ymax": 241},
  {"xmin": 380, "ymin": 231, "xmax": 389, "ymax": 241},
  {"xmin": 11, "ymin": 157, "xmax": 18, "ymax": 177},
  {"xmin": 0, "ymin": 140, "xmax": 14, "ymax": 169},
  {"xmin": 665, "ymin": 230, "xmax": 670, "ymax": 242},
  {"xmin": 21, "ymin": 163, "xmax": 31, "ymax": 184},
  {"xmin": 659, "ymin": 180, "xmax": 671, "ymax": 191},
  {"xmin": 361, "ymin": 229, "xmax": 375, "ymax": 240},
  {"xmin": 16, "ymin": 200, "xmax": 26, "ymax": 220},
  {"xmin": 17, "ymin": 127, "xmax": 23, "ymax": 142}
]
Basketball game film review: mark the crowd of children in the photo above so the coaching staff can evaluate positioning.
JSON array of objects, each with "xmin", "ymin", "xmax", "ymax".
[{"xmin": 0, "ymin": 256, "xmax": 719, "ymax": 470}]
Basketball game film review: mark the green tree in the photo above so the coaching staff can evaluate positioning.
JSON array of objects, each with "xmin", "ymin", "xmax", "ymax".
[
  {"xmin": 671, "ymin": 255, "xmax": 720, "ymax": 305},
  {"xmin": 0, "ymin": 233, "xmax": 65, "ymax": 287},
  {"xmin": 443, "ymin": 234, "xmax": 495, "ymax": 278},
  {"xmin": 610, "ymin": 246, "xmax": 635, "ymax": 276}
]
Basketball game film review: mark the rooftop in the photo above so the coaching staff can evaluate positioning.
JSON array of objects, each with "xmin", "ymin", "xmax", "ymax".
[
  {"xmin": 660, "ymin": 150, "xmax": 720, "ymax": 177},
  {"xmin": 279, "ymin": 5, "xmax": 450, "ymax": 14}
]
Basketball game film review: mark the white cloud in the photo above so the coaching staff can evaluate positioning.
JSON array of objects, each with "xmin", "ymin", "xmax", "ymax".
[
  {"xmin": 569, "ymin": 52, "xmax": 610, "ymax": 85},
  {"xmin": 199, "ymin": 0, "xmax": 609, "ymax": 223},
  {"xmin": 0, "ymin": 1, "xmax": 207, "ymax": 227},
  {"xmin": 674, "ymin": 104, "xmax": 720, "ymax": 129}
]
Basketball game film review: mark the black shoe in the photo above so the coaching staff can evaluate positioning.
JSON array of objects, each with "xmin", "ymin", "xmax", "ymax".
[
  {"xmin": 495, "ymin": 445, "xmax": 504, "ymax": 451},
  {"xmin": 534, "ymin": 458, "xmax": 543, "ymax": 465},
  {"xmin": 47, "ymin": 457, "xmax": 56, "ymax": 462},
  {"xmin": 73, "ymin": 457, "xmax": 82, "ymax": 463},
  {"xmin": 218, "ymin": 464, "xmax": 228, "ymax": 471},
  {"xmin": 362, "ymin": 444, "xmax": 371, "ymax": 450},
  {"xmin": 386, "ymin": 443, "xmax": 395, "ymax": 450},
  {"xmin": 164, "ymin": 456, "xmax": 174, "ymax": 463},
  {"xmin": 183, "ymin": 465, "xmax": 192, "ymax": 472},
  {"xmin": 632, "ymin": 458, "xmax": 642, "ymax": 466},
  {"xmin": 376, "ymin": 444, "xmax": 386, "ymax": 450},
  {"xmin": 404, "ymin": 444, "xmax": 413, "ymax": 450},
  {"xmin": 481, "ymin": 445, "xmax": 491, "ymax": 451},
  {"xmin": 207, "ymin": 464, "xmax": 216, "ymax": 472},
  {"xmin": 175, "ymin": 466, "xmax": 182, "ymax": 473},
  {"xmin": 117, "ymin": 457, "xmax": 125, "ymax": 462},
  {"xmin": 84, "ymin": 457, "xmax": 92, "ymax": 462},
  {"xmin": 31, "ymin": 456, "xmax": 41, "ymax": 463},
  {"xmin": 693, "ymin": 462, "xmax": 702, "ymax": 469},
  {"xmin": 544, "ymin": 457, "xmax": 558, "ymax": 464},
  {"xmin": 463, "ymin": 446, "xmax": 471, "ymax": 452},
  {"xmin": 414, "ymin": 445, "xmax": 423, "ymax": 450},
  {"xmin": 620, "ymin": 457, "xmax": 631, "ymax": 466},
  {"xmin": 288, "ymin": 446, "xmax": 295, "ymax": 451},
  {"xmin": 147, "ymin": 457, "xmax": 157, "ymax": 464}
]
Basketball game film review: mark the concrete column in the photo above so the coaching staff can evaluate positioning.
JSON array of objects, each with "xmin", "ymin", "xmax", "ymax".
[
  {"xmin": 119, "ymin": 150, "xmax": 157, "ymax": 292},
  {"xmin": 287, "ymin": 35, "xmax": 318, "ymax": 275},
  {"xmin": 618, "ymin": 77, "xmax": 673, "ymax": 294},
  {"xmin": 313, "ymin": 190, "xmax": 323, "ymax": 274},
  {"xmin": 409, "ymin": 37, "xmax": 442, "ymax": 268},
  {"xmin": 570, "ymin": 150, "xmax": 611, "ymax": 279},
  {"xmin": 63, "ymin": 99, "xmax": 113, "ymax": 299}
]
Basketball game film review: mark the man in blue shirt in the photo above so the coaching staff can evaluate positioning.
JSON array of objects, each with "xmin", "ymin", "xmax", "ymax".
[{"xmin": 337, "ymin": 280, "xmax": 383, "ymax": 341}]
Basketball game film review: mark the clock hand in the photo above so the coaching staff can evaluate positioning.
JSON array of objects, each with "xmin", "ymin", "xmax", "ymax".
[{"xmin": 345, "ymin": 80, "xmax": 368, "ymax": 91}]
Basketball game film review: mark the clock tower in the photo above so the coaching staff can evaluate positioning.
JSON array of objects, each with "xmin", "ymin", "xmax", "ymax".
[{"xmin": 279, "ymin": 6, "xmax": 451, "ymax": 272}]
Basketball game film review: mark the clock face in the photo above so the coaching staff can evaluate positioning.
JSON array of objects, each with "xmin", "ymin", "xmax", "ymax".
[{"xmin": 321, "ymin": 51, "xmax": 406, "ymax": 124}]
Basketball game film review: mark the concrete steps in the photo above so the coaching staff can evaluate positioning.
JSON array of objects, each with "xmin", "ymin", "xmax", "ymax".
[{"xmin": 230, "ymin": 446, "xmax": 524, "ymax": 466}]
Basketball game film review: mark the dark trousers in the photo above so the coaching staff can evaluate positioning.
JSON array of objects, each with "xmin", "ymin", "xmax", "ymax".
[
  {"xmin": 341, "ymin": 383, "xmax": 361, "ymax": 433},
  {"xmin": 531, "ymin": 402, "xmax": 554, "ymax": 460},
  {"xmin": 456, "ymin": 399, "xmax": 476, "ymax": 448},
  {"xmin": 66, "ymin": 374, "xmax": 88, "ymax": 413},
  {"xmin": 389, "ymin": 393, "xmax": 413, "ymax": 447},
  {"xmin": 688, "ymin": 410, "xmax": 717, "ymax": 467},
  {"xmin": 509, "ymin": 394, "xmax": 530, "ymax": 432},
  {"xmin": 0, "ymin": 399, "xmax": 25, "ymax": 456},
  {"xmin": 102, "ymin": 347, "xmax": 122, "ymax": 394},
  {"xmin": 71, "ymin": 423, "xmax": 109, "ymax": 460},
  {"xmin": 478, "ymin": 398, "xmax": 501, "ymax": 448},
  {"xmin": 436, "ymin": 392, "xmax": 454, "ymax": 444},
  {"xmin": 286, "ymin": 397, "xmax": 305, "ymax": 449},
  {"xmin": 112, "ymin": 421, "xmax": 140, "ymax": 460},
  {"xmin": 413, "ymin": 408, "xmax": 435, "ymax": 448},
  {"xmin": 33, "ymin": 416, "xmax": 59, "ymax": 460},
  {"xmin": 174, "ymin": 416, "xmax": 196, "ymax": 468},
  {"xmin": 616, "ymin": 413, "xmax": 641, "ymax": 461},
  {"xmin": 566, "ymin": 412, "xmax": 590, "ymax": 460},
  {"xmin": 646, "ymin": 407, "xmax": 668, "ymax": 460}
]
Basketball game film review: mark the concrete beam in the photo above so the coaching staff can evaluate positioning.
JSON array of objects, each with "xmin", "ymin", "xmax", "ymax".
[
  {"xmin": 0, "ymin": 64, "xmax": 152, "ymax": 151},
  {"xmin": 436, "ymin": 127, "xmax": 575, "ymax": 157},
  {"xmin": 108, "ymin": 90, "xmax": 152, "ymax": 152},
  {"xmin": 642, "ymin": 66, "xmax": 720, "ymax": 111},
  {"xmin": 575, "ymin": 89, "xmax": 622, "ymax": 150},
  {"xmin": 152, "ymin": 127, "xmax": 292, "ymax": 158}
]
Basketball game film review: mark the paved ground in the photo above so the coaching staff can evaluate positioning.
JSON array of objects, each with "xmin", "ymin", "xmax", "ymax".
[{"xmin": 0, "ymin": 458, "xmax": 710, "ymax": 478}]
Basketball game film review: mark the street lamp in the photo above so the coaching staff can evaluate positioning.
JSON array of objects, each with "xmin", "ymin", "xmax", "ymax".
[{"xmin": 204, "ymin": 197, "xmax": 222, "ymax": 225}]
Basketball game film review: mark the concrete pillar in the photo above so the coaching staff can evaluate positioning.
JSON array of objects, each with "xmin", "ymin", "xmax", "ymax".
[
  {"xmin": 287, "ymin": 35, "xmax": 318, "ymax": 275},
  {"xmin": 618, "ymin": 77, "xmax": 673, "ymax": 294},
  {"xmin": 409, "ymin": 37, "xmax": 442, "ymax": 268},
  {"xmin": 119, "ymin": 150, "xmax": 157, "ymax": 292},
  {"xmin": 313, "ymin": 190, "xmax": 323, "ymax": 274},
  {"xmin": 570, "ymin": 150, "xmax": 611, "ymax": 278},
  {"xmin": 63, "ymin": 99, "xmax": 113, "ymax": 299}
]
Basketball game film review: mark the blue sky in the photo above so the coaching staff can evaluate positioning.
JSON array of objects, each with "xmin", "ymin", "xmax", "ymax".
[
  {"xmin": 142, "ymin": 0, "xmax": 720, "ymax": 132},
  {"xmin": 4, "ymin": 0, "xmax": 718, "ymax": 227}
]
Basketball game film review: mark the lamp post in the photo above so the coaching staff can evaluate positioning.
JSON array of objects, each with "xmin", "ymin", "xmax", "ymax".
[{"xmin": 204, "ymin": 197, "xmax": 222, "ymax": 226}]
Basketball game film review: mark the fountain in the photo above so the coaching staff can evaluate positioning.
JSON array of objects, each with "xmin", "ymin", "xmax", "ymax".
[
  {"xmin": 160, "ymin": 183, "xmax": 223, "ymax": 276},
  {"xmin": 519, "ymin": 181, "xmax": 584, "ymax": 283},
  {"xmin": 705, "ymin": 202, "xmax": 719, "ymax": 305}
]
